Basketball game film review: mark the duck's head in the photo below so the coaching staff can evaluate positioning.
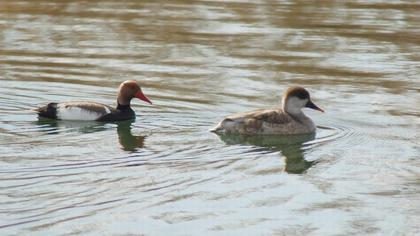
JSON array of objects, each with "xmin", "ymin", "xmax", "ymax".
[
  {"xmin": 282, "ymin": 86, "xmax": 323, "ymax": 115},
  {"xmin": 117, "ymin": 80, "xmax": 152, "ymax": 106}
]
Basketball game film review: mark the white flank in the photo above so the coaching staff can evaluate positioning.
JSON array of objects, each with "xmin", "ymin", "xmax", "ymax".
[{"xmin": 57, "ymin": 106, "xmax": 102, "ymax": 121}]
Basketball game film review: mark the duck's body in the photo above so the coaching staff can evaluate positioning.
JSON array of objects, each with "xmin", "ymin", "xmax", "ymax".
[
  {"xmin": 36, "ymin": 80, "xmax": 152, "ymax": 122},
  {"xmin": 211, "ymin": 86, "xmax": 323, "ymax": 135},
  {"xmin": 212, "ymin": 108, "xmax": 316, "ymax": 135},
  {"xmin": 37, "ymin": 101, "xmax": 136, "ymax": 121}
]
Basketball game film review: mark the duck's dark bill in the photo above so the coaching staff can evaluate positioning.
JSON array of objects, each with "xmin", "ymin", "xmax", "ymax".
[{"xmin": 305, "ymin": 100, "xmax": 324, "ymax": 112}]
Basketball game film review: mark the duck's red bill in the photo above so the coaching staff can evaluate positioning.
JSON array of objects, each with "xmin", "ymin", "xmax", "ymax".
[{"xmin": 135, "ymin": 91, "xmax": 152, "ymax": 104}]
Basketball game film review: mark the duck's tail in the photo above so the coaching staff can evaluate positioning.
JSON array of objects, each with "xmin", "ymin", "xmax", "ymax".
[
  {"xmin": 35, "ymin": 103, "xmax": 58, "ymax": 119},
  {"xmin": 209, "ymin": 122, "xmax": 226, "ymax": 134}
]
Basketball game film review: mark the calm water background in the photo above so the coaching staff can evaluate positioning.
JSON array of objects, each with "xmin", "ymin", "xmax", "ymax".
[{"xmin": 0, "ymin": 0, "xmax": 419, "ymax": 235}]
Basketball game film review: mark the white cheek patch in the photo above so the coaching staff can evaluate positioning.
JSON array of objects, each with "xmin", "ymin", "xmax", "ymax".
[
  {"xmin": 286, "ymin": 97, "xmax": 307, "ymax": 114},
  {"xmin": 57, "ymin": 106, "xmax": 102, "ymax": 121}
]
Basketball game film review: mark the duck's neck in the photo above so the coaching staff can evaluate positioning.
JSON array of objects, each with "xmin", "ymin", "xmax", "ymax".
[
  {"xmin": 282, "ymin": 98, "xmax": 306, "ymax": 119},
  {"xmin": 283, "ymin": 105, "xmax": 304, "ymax": 116},
  {"xmin": 117, "ymin": 95, "xmax": 132, "ymax": 111},
  {"xmin": 117, "ymin": 93, "xmax": 132, "ymax": 106},
  {"xmin": 117, "ymin": 102, "xmax": 132, "ymax": 111}
]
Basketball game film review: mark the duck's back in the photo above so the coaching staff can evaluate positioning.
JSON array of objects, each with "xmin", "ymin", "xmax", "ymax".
[{"xmin": 211, "ymin": 108, "xmax": 315, "ymax": 135}]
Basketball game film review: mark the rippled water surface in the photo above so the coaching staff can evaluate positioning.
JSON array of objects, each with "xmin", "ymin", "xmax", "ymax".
[{"xmin": 0, "ymin": 0, "xmax": 419, "ymax": 235}]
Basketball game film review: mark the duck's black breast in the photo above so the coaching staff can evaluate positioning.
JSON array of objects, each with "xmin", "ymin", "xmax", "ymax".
[{"xmin": 97, "ymin": 104, "xmax": 135, "ymax": 121}]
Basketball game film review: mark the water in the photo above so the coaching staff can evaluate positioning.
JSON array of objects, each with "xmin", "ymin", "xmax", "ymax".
[{"xmin": 0, "ymin": 0, "xmax": 419, "ymax": 235}]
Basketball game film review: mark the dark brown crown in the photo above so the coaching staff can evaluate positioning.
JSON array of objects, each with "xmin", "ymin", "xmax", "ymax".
[{"xmin": 284, "ymin": 86, "xmax": 310, "ymax": 100}]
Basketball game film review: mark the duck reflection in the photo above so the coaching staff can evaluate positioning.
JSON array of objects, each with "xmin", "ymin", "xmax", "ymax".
[
  {"xmin": 36, "ymin": 118, "xmax": 108, "ymax": 134},
  {"xmin": 216, "ymin": 133, "xmax": 315, "ymax": 174},
  {"xmin": 116, "ymin": 120, "xmax": 145, "ymax": 151},
  {"xmin": 36, "ymin": 118, "xmax": 145, "ymax": 151}
]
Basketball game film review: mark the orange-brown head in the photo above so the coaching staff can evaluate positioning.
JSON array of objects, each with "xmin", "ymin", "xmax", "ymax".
[{"xmin": 117, "ymin": 80, "xmax": 152, "ymax": 106}]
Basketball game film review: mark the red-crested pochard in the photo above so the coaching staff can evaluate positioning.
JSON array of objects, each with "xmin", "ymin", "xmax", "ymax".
[
  {"xmin": 36, "ymin": 80, "xmax": 152, "ymax": 121},
  {"xmin": 210, "ymin": 86, "xmax": 324, "ymax": 135}
]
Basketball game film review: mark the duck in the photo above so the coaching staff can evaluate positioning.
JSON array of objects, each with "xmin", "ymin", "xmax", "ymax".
[
  {"xmin": 210, "ymin": 86, "xmax": 323, "ymax": 135},
  {"xmin": 36, "ymin": 80, "xmax": 152, "ymax": 122}
]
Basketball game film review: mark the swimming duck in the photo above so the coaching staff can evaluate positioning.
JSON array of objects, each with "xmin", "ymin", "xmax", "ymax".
[
  {"xmin": 36, "ymin": 80, "xmax": 152, "ymax": 121},
  {"xmin": 210, "ymin": 86, "xmax": 323, "ymax": 135}
]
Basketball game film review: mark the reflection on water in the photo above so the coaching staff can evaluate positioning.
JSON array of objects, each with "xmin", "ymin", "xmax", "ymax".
[
  {"xmin": 218, "ymin": 133, "xmax": 315, "ymax": 174},
  {"xmin": 36, "ymin": 118, "xmax": 108, "ymax": 134},
  {"xmin": 36, "ymin": 118, "xmax": 145, "ymax": 151},
  {"xmin": 117, "ymin": 120, "xmax": 145, "ymax": 151}
]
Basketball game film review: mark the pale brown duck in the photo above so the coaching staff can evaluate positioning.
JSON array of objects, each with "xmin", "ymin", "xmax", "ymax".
[{"xmin": 210, "ymin": 86, "xmax": 324, "ymax": 135}]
